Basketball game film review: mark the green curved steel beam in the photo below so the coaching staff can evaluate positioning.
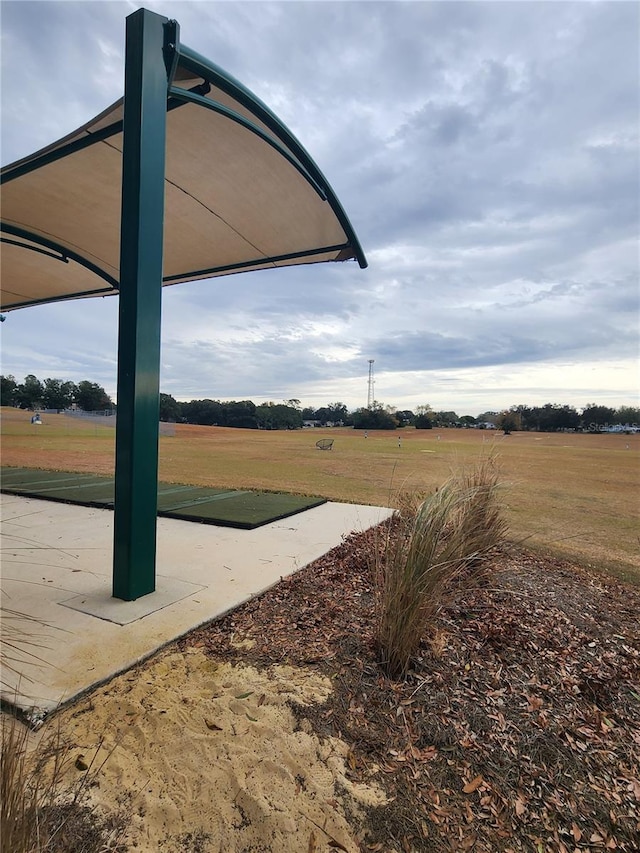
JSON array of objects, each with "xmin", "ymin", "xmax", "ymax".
[
  {"xmin": 1, "ymin": 286, "xmax": 116, "ymax": 312},
  {"xmin": 163, "ymin": 242, "xmax": 356, "ymax": 284},
  {"xmin": 0, "ymin": 223, "xmax": 120, "ymax": 307},
  {"xmin": 0, "ymin": 119, "xmax": 124, "ymax": 185},
  {"xmin": 0, "ymin": 84, "xmax": 216, "ymax": 187},
  {"xmin": 0, "ymin": 236, "xmax": 70, "ymax": 264}
]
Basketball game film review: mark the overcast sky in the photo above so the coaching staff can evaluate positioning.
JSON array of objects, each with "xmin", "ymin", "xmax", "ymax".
[{"xmin": 1, "ymin": 0, "xmax": 638, "ymax": 415}]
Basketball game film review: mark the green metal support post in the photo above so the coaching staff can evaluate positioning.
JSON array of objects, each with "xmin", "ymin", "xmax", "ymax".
[{"xmin": 113, "ymin": 8, "xmax": 170, "ymax": 600}]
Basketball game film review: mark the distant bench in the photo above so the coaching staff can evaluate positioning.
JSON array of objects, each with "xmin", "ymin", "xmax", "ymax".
[{"xmin": 315, "ymin": 438, "xmax": 334, "ymax": 451}]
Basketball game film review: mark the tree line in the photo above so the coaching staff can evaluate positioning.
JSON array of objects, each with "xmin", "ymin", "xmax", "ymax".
[
  {"xmin": 0, "ymin": 374, "xmax": 113, "ymax": 412},
  {"xmin": 164, "ymin": 397, "xmax": 304, "ymax": 430},
  {"xmin": 494, "ymin": 403, "xmax": 640, "ymax": 434},
  {"xmin": 162, "ymin": 395, "xmax": 640, "ymax": 432},
  {"xmin": 2, "ymin": 373, "xmax": 637, "ymax": 432}
]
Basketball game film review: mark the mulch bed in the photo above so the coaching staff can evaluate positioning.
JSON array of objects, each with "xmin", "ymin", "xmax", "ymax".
[{"xmin": 180, "ymin": 530, "xmax": 640, "ymax": 853}]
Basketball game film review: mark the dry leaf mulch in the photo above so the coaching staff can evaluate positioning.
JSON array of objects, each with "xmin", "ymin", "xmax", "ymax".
[{"xmin": 180, "ymin": 531, "xmax": 640, "ymax": 853}]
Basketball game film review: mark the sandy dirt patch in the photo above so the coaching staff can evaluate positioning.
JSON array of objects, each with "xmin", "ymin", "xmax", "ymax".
[{"xmin": 53, "ymin": 647, "xmax": 387, "ymax": 852}]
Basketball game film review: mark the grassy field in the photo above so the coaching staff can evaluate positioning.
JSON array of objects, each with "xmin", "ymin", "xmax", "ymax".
[{"xmin": 1, "ymin": 407, "xmax": 638, "ymax": 583}]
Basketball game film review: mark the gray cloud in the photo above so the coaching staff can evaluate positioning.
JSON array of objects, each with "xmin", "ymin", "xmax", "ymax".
[{"xmin": 1, "ymin": 0, "xmax": 638, "ymax": 414}]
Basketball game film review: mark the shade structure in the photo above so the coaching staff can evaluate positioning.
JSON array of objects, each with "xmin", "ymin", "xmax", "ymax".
[
  {"xmin": 0, "ymin": 8, "xmax": 367, "ymax": 602},
  {"xmin": 0, "ymin": 31, "xmax": 366, "ymax": 311}
]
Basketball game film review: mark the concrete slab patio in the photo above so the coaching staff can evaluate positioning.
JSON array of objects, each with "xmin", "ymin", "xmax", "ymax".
[{"xmin": 0, "ymin": 493, "xmax": 392, "ymax": 719}]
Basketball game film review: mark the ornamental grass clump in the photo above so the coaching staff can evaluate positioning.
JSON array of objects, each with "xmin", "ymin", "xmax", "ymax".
[
  {"xmin": 446, "ymin": 455, "xmax": 509, "ymax": 583},
  {"xmin": 374, "ymin": 457, "xmax": 507, "ymax": 678}
]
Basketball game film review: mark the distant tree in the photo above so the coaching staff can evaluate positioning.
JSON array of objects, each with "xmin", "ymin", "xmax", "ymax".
[
  {"xmin": 0, "ymin": 374, "xmax": 18, "ymax": 406},
  {"xmin": 352, "ymin": 402, "xmax": 397, "ymax": 430},
  {"xmin": 350, "ymin": 408, "xmax": 368, "ymax": 430},
  {"xmin": 497, "ymin": 411, "xmax": 518, "ymax": 435},
  {"xmin": 510, "ymin": 405, "xmax": 533, "ymax": 430},
  {"xmin": 182, "ymin": 399, "xmax": 223, "ymax": 425},
  {"xmin": 550, "ymin": 404, "xmax": 579, "ymax": 431},
  {"xmin": 581, "ymin": 404, "xmax": 616, "ymax": 430},
  {"xmin": 396, "ymin": 410, "xmax": 415, "ymax": 427},
  {"xmin": 159, "ymin": 392, "xmax": 181, "ymax": 422},
  {"xmin": 179, "ymin": 399, "xmax": 259, "ymax": 428},
  {"xmin": 327, "ymin": 402, "xmax": 349, "ymax": 424},
  {"xmin": 503, "ymin": 408, "xmax": 523, "ymax": 431},
  {"xmin": 224, "ymin": 400, "xmax": 257, "ymax": 428},
  {"xmin": 255, "ymin": 402, "xmax": 302, "ymax": 430},
  {"xmin": 14, "ymin": 374, "xmax": 44, "ymax": 410},
  {"xmin": 42, "ymin": 378, "xmax": 76, "ymax": 410},
  {"xmin": 530, "ymin": 404, "xmax": 577, "ymax": 432},
  {"xmin": 476, "ymin": 412, "xmax": 498, "ymax": 428},
  {"xmin": 459, "ymin": 415, "xmax": 477, "ymax": 427},
  {"xmin": 285, "ymin": 398, "xmax": 301, "ymax": 410},
  {"xmin": 75, "ymin": 380, "xmax": 112, "ymax": 411},
  {"xmin": 414, "ymin": 404, "xmax": 433, "ymax": 429},
  {"xmin": 613, "ymin": 405, "xmax": 640, "ymax": 425},
  {"xmin": 414, "ymin": 412, "xmax": 433, "ymax": 429},
  {"xmin": 433, "ymin": 410, "xmax": 459, "ymax": 427},
  {"xmin": 301, "ymin": 402, "xmax": 350, "ymax": 425}
]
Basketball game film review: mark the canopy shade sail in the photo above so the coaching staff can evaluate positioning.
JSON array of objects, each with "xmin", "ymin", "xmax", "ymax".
[{"xmin": 0, "ymin": 40, "xmax": 366, "ymax": 311}]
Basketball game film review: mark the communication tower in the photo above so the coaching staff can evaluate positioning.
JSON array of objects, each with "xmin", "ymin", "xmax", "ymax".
[{"xmin": 367, "ymin": 359, "xmax": 375, "ymax": 409}]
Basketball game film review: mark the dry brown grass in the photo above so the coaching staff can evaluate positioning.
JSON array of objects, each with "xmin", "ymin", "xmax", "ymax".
[
  {"xmin": 1, "ymin": 709, "xmax": 126, "ymax": 853},
  {"xmin": 1, "ymin": 609, "xmax": 58, "ymax": 687},
  {"xmin": 1, "ymin": 407, "xmax": 638, "ymax": 582}
]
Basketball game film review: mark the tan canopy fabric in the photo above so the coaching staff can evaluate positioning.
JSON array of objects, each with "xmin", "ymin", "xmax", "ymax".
[{"xmin": 0, "ymin": 50, "xmax": 366, "ymax": 311}]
